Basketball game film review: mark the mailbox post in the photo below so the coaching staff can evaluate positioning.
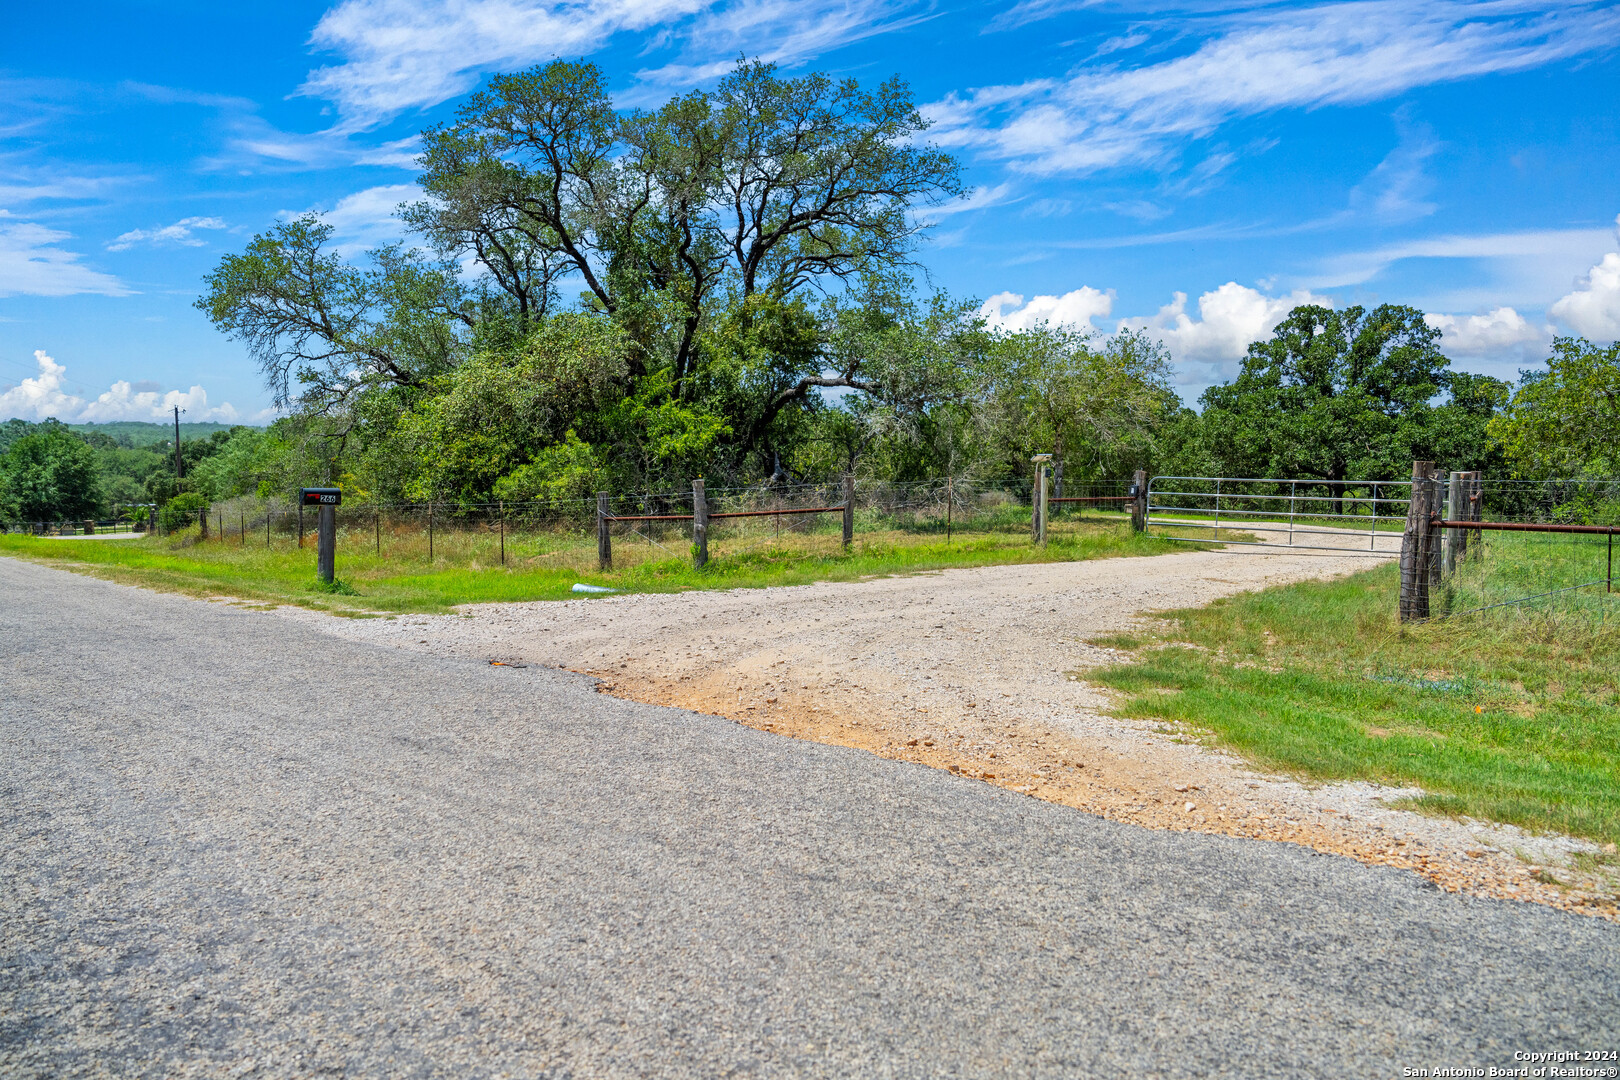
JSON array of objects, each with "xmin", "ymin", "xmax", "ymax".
[{"xmin": 300, "ymin": 488, "xmax": 342, "ymax": 583}]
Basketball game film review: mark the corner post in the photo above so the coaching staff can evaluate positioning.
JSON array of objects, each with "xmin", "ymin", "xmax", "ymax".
[
  {"xmin": 692, "ymin": 480, "xmax": 709, "ymax": 569},
  {"xmin": 597, "ymin": 491, "xmax": 612, "ymax": 571},
  {"xmin": 1399, "ymin": 460, "xmax": 1434, "ymax": 621}
]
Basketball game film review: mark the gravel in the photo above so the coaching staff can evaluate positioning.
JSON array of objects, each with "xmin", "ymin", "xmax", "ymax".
[
  {"xmin": 282, "ymin": 546, "xmax": 1617, "ymax": 910},
  {"xmin": 3, "ymin": 556, "xmax": 1617, "ymax": 1078}
]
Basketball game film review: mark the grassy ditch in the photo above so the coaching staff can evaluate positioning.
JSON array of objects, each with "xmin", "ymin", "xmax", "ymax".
[
  {"xmin": 1091, "ymin": 561, "xmax": 1620, "ymax": 845},
  {"xmin": 1, "ymin": 513, "xmax": 1191, "ymax": 616}
]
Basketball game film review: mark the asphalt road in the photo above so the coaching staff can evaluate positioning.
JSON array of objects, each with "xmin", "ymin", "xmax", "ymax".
[{"xmin": 2, "ymin": 557, "xmax": 1615, "ymax": 1079}]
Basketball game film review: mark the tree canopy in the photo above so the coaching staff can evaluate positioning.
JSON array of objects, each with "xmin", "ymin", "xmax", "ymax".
[
  {"xmin": 1193, "ymin": 304, "xmax": 1507, "ymax": 499},
  {"xmin": 0, "ymin": 423, "xmax": 103, "ymax": 521},
  {"xmin": 180, "ymin": 57, "xmax": 1600, "ymax": 511},
  {"xmin": 1489, "ymin": 336, "xmax": 1620, "ymax": 477}
]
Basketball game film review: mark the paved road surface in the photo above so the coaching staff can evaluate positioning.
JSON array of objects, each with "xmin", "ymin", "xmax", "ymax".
[{"xmin": 2, "ymin": 558, "xmax": 1615, "ymax": 1078}]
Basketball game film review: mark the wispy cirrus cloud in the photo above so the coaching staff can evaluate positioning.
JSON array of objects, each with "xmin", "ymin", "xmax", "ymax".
[
  {"xmin": 281, "ymin": 183, "xmax": 421, "ymax": 255},
  {"xmin": 0, "ymin": 219, "xmax": 131, "ymax": 298},
  {"xmin": 106, "ymin": 216, "xmax": 227, "ymax": 252},
  {"xmin": 626, "ymin": 0, "xmax": 935, "ymax": 101},
  {"xmin": 297, "ymin": 0, "xmax": 927, "ymax": 131},
  {"xmin": 300, "ymin": 0, "xmax": 705, "ymax": 131},
  {"xmin": 927, "ymin": 1, "xmax": 1620, "ymax": 175},
  {"xmin": 1307, "ymin": 224, "xmax": 1617, "ymax": 288}
]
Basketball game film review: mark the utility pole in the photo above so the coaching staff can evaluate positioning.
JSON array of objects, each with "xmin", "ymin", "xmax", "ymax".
[{"xmin": 172, "ymin": 406, "xmax": 184, "ymax": 482}]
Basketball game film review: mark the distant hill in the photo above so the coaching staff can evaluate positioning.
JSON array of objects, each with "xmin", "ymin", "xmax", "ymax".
[{"xmin": 64, "ymin": 421, "xmax": 252, "ymax": 447}]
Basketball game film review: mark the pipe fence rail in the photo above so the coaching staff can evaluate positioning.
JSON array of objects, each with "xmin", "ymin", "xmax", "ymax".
[{"xmin": 1145, "ymin": 476, "xmax": 1413, "ymax": 556}]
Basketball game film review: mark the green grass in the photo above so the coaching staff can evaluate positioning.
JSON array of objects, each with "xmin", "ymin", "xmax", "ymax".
[
  {"xmin": 0, "ymin": 511, "xmax": 1190, "ymax": 616},
  {"xmin": 1091, "ymin": 560, "xmax": 1620, "ymax": 844}
]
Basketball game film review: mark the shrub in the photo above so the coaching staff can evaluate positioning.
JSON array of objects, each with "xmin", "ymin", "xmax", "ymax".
[{"xmin": 159, "ymin": 492, "xmax": 210, "ymax": 532}]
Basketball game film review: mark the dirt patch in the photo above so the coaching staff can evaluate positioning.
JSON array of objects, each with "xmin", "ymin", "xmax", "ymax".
[{"xmin": 278, "ymin": 548, "xmax": 1619, "ymax": 921}]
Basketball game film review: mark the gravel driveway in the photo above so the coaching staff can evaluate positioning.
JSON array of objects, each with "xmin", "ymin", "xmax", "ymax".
[{"xmin": 3, "ymin": 557, "xmax": 1616, "ymax": 1078}]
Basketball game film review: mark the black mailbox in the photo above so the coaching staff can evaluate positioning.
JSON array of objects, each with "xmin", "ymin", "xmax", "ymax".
[{"xmin": 300, "ymin": 488, "xmax": 342, "ymax": 506}]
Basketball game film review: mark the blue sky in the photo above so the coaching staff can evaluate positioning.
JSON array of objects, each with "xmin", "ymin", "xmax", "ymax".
[{"xmin": 3, "ymin": 0, "xmax": 1619, "ymax": 423}]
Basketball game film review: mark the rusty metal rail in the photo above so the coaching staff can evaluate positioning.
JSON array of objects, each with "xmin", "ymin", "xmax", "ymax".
[
  {"xmin": 1050, "ymin": 496, "xmax": 1132, "ymax": 504},
  {"xmin": 1438, "ymin": 519, "xmax": 1620, "ymax": 535}
]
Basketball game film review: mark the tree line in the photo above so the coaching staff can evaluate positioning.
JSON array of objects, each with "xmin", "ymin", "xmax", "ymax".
[{"xmin": 5, "ymin": 59, "xmax": 1617, "ymax": 524}]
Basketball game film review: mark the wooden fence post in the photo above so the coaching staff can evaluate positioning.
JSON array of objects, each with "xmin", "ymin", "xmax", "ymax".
[
  {"xmin": 1450, "ymin": 471, "xmax": 1474, "ymax": 565},
  {"xmin": 498, "ymin": 501, "xmax": 505, "ymax": 566},
  {"xmin": 1031, "ymin": 455, "xmax": 1051, "ymax": 543},
  {"xmin": 1425, "ymin": 468, "xmax": 1443, "ymax": 594},
  {"xmin": 1469, "ymin": 471, "xmax": 1484, "ymax": 555},
  {"xmin": 692, "ymin": 480, "xmax": 709, "ymax": 569},
  {"xmin": 842, "ymin": 474, "xmax": 854, "ymax": 548},
  {"xmin": 1131, "ymin": 469, "xmax": 1148, "ymax": 534},
  {"xmin": 597, "ymin": 491, "xmax": 612, "ymax": 570},
  {"xmin": 1443, "ymin": 470, "xmax": 1463, "ymax": 577},
  {"xmin": 199, "ymin": 508, "xmax": 209, "ymax": 540},
  {"xmin": 1399, "ymin": 460, "xmax": 1434, "ymax": 621}
]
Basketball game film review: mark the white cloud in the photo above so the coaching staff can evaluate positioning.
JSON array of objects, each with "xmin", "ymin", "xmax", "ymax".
[
  {"xmin": 980, "ymin": 286, "xmax": 1114, "ymax": 332},
  {"xmin": 1550, "ymin": 222, "xmax": 1620, "ymax": 342},
  {"xmin": 1425, "ymin": 307, "xmax": 1550, "ymax": 360},
  {"xmin": 0, "ymin": 221, "xmax": 131, "ymax": 298},
  {"xmin": 0, "ymin": 351, "xmax": 249, "ymax": 424},
  {"xmin": 1119, "ymin": 282, "xmax": 1331, "ymax": 376},
  {"xmin": 927, "ymin": 1, "xmax": 1620, "ymax": 175},
  {"xmin": 106, "ymin": 216, "xmax": 228, "ymax": 252}
]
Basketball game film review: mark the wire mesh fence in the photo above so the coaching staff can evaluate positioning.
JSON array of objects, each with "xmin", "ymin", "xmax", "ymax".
[
  {"xmin": 15, "ymin": 477, "xmax": 1135, "ymax": 577},
  {"xmin": 1431, "ymin": 477, "xmax": 1619, "ymax": 629},
  {"xmin": 1138, "ymin": 471, "xmax": 1619, "ymax": 629}
]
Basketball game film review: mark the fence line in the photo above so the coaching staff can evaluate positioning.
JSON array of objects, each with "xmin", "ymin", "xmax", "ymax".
[{"xmin": 1399, "ymin": 466, "xmax": 1618, "ymax": 624}]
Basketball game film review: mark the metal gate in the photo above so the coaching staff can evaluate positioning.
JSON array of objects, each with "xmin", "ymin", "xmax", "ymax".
[{"xmin": 1146, "ymin": 476, "xmax": 1410, "ymax": 556}]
